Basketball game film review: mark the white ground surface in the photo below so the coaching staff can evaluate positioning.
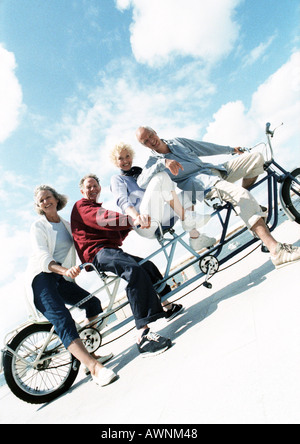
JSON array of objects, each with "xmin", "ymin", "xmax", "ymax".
[{"xmin": 1, "ymin": 219, "xmax": 299, "ymax": 424}]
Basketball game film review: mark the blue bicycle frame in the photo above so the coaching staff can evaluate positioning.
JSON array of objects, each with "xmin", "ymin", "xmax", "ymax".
[{"xmin": 142, "ymin": 157, "xmax": 300, "ymax": 302}]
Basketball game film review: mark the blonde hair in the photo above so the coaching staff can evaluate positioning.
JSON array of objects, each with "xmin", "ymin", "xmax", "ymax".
[
  {"xmin": 110, "ymin": 142, "xmax": 135, "ymax": 167},
  {"xmin": 34, "ymin": 185, "xmax": 68, "ymax": 215}
]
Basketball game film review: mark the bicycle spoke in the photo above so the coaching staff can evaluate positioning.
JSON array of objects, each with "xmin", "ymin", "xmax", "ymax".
[{"xmin": 12, "ymin": 329, "xmax": 74, "ymax": 397}]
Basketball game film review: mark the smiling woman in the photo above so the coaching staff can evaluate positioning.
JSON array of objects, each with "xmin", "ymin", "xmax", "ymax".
[
  {"xmin": 24, "ymin": 184, "xmax": 117, "ymax": 388},
  {"xmin": 34, "ymin": 185, "xmax": 67, "ymax": 222}
]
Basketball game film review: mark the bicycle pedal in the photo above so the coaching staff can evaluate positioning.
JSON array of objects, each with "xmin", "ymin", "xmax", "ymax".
[
  {"xmin": 261, "ymin": 245, "xmax": 269, "ymax": 253},
  {"xmin": 213, "ymin": 204, "xmax": 223, "ymax": 211},
  {"xmin": 203, "ymin": 281, "xmax": 212, "ymax": 289}
]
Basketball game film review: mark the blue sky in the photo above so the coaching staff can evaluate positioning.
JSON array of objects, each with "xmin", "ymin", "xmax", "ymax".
[{"xmin": 0, "ymin": 0, "xmax": 299, "ymax": 342}]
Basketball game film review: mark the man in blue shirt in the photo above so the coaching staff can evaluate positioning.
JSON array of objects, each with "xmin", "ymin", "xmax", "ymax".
[{"xmin": 136, "ymin": 126, "xmax": 300, "ymax": 269}]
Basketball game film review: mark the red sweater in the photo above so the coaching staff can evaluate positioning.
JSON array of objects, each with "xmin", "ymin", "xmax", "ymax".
[{"xmin": 71, "ymin": 198, "xmax": 132, "ymax": 264}]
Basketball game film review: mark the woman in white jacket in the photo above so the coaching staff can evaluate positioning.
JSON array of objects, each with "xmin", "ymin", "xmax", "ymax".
[{"xmin": 25, "ymin": 185, "xmax": 117, "ymax": 387}]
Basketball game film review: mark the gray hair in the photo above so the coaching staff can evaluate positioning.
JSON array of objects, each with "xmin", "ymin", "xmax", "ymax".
[
  {"xmin": 143, "ymin": 126, "xmax": 156, "ymax": 133},
  {"xmin": 79, "ymin": 173, "xmax": 100, "ymax": 189},
  {"xmin": 137, "ymin": 126, "xmax": 156, "ymax": 134},
  {"xmin": 34, "ymin": 185, "xmax": 68, "ymax": 215},
  {"xmin": 136, "ymin": 126, "xmax": 157, "ymax": 145}
]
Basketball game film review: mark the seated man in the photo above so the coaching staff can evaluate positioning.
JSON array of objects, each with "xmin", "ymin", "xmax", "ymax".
[
  {"xmin": 135, "ymin": 126, "xmax": 300, "ymax": 269},
  {"xmin": 71, "ymin": 174, "xmax": 182, "ymax": 358}
]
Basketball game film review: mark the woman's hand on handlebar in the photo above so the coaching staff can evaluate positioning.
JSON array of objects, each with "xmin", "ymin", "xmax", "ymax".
[
  {"xmin": 64, "ymin": 265, "xmax": 81, "ymax": 279},
  {"xmin": 133, "ymin": 214, "xmax": 151, "ymax": 229}
]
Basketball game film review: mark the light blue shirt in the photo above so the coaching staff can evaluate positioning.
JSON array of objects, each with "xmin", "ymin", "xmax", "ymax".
[
  {"xmin": 137, "ymin": 137, "xmax": 234, "ymax": 201},
  {"xmin": 110, "ymin": 174, "xmax": 145, "ymax": 213},
  {"xmin": 50, "ymin": 220, "xmax": 73, "ymax": 265}
]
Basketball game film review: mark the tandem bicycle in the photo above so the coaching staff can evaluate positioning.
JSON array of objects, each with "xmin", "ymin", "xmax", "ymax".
[{"xmin": 1, "ymin": 122, "xmax": 299, "ymax": 404}]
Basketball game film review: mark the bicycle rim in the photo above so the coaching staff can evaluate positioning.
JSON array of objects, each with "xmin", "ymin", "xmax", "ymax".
[
  {"xmin": 281, "ymin": 168, "xmax": 300, "ymax": 223},
  {"xmin": 8, "ymin": 326, "xmax": 77, "ymax": 403}
]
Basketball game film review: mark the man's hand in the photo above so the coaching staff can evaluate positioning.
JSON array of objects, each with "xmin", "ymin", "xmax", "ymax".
[
  {"xmin": 165, "ymin": 159, "xmax": 184, "ymax": 176},
  {"xmin": 233, "ymin": 147, "xmax": 244, "ymax": 155}
]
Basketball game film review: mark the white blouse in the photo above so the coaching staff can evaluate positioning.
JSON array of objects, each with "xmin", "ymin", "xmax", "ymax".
[{"xmin": 24, "ymin": 216, "xmax": 76, "ymax": 321}]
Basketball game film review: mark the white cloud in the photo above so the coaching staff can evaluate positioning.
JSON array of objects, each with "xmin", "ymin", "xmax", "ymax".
[
  {"xmin": 204, "ymin": 100, "xmax": 256, "ymax": 145},
  {"xmin": 50, "ymin": 76, "xmax": 149, "ymax": 176},
  {"xmin": 116, "ymin": 0, "xmax": 241, "ymax": 66},
  {"xmin": 50, "ymin": 50, "xmax": 300, "ymax": 189},
  {"xmin": 0, "ymin": 166, "xmax": 32, "ymax": 207},
  {"xmin": 242, "ymin": 35, "xmax": 276, "ymax": 68},
  {"xmin": 0, "ymin": 44, "xmax": 24, "ymax": 143},
  {"xmin": 48, "ymin": 46, "xmax": 300, "ymax": 200},
  {"xmin": 115, "ymin": 0, "xmax": 131, "ymax": 10},
  {"xmin": 50, "ymin": 60, "xmax": 215, "ymax": 181},
  {"xmin": 0, "ymin": 223, "xmax": 31, "ymax": 285},
  {"xmin": 204, "ymin": 51, "xmax": 300, "ymax": 168},
  {"xmin": 0, "ymin": 273, "xmax": 29, "ymax": 346}
]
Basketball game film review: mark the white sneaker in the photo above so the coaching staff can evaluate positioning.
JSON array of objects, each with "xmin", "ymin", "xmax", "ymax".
[
  {"xmin": 85, "ymin": 353, "xmax": 114, "ymax": 375},
  {"xmin": 182, "ymin": 211, "xmax": 211, "ymax": 232},
  {"xmin": 92, "ymin": 367, "xmax": 118, "ymax": 387},
  {"xmin": 271, "ymin": 243, "xmax": 300, "ymax": 269},
  {"xmin": 189, "ymin": 234, "xmax": 216, "ymax": 251}
]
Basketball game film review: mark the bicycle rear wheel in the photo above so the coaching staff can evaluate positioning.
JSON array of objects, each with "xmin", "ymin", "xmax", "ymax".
[
  {"xmin": 281, "ymin": 168, "xmax": 300, "ymax": 224},
  {"xmin": 3, "ymin": 323, "xmax": 80, "ymax": 404}
]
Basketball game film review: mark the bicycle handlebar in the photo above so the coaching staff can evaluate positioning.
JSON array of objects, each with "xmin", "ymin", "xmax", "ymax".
[
  {"xmin": 79, "ymin": 263, "xmax": 96, "ymax": 271},
  {"xmin": 266, "ymin": 121, "xmax": 283, "ymax": 137},
  {"xmin": 266, "ymin": 122, "xmax": 274, "ymax": 137},
  {"xmin": 238, "ymin": 122, "xmax": 283, "ymax": 157}
]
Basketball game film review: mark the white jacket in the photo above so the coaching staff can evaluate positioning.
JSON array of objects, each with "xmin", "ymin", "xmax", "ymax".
[{"xmin": 25, "ymin": 216, "xmax": 76, "ymax": 321}]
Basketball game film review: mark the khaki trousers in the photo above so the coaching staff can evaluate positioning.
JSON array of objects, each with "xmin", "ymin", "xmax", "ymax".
[{"xmin": 206, "ymin": 152, "xmax": 266, "ymax": 229}]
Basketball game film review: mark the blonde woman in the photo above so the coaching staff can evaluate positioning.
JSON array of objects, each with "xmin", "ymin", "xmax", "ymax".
[{"xmin": 110, "ymin": 142, "xmax": 215, "ymax": 249}]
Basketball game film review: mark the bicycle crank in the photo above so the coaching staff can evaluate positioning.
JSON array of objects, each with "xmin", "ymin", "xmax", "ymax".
[
  {"xmin": 79, "ymin": 327, "xmax": 102, "ymax": 353},
  {"xmin": 199, "ymin": 255, "xmax": 219, "ymax": 289}
]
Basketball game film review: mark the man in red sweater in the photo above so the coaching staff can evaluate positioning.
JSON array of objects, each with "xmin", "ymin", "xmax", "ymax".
[{"xmin": 71, "ymin": 174, "xmax": 177, "ymax": 357}]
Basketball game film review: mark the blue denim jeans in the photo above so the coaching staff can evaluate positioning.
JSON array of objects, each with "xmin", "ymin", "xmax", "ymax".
[
  {"xmin": 32, "ymin": 272, "xmax": 102, "ymax": 349},
  {"xmin": 93, "ymin": 248, "xmax": 166, "ymax": 329}
]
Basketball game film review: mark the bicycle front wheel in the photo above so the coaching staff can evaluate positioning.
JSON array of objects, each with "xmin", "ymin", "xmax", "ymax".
[
  {"xmin": 281, "ymin": 167, "xmax": 300, "ymax": 224},
  {"xmin": 3, "ymin": 323, "xmax": 80, "ymax": 404}
]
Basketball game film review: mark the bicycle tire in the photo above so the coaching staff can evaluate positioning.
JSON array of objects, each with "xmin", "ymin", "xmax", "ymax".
[
  {"xmin": 281, "ymin": 167, "xmax": 300, "ymax": 224},
  {"xmin": 3, "ymin": 323, "xmax": 80, "ymax": 404}
]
